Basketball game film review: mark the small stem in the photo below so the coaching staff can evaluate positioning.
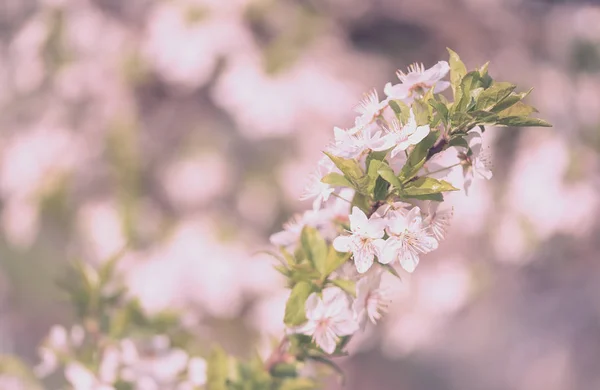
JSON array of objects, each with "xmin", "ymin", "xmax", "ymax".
[{"xmin": 426, "ymin": 162, "xmax": 461, "ymax": 176}]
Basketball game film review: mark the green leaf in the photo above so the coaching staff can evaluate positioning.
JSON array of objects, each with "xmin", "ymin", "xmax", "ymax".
[
  {"xmin": 324, "ymin": 152, "xmax": 369, "ymax": 194},
  {"xmin": 207, "ymin": 346, "xmax": 229, "ymax": 390},
  {"xmin": 495, "ymin": 116, "xmax": 552, "ymax": 127},
  {"xmin": 428, "ymin": 98, "xmax": 449, "ymax": 124},
  {"xmin": 301, "ymin": 226, "xmax": 327, "ymax": 277},
  {"xmin": 0, "ymin": 355, "xmax": 43, "ymax": 390},
  {"xmin": 366, "ymin": 149, "xmax": 390, "ymax": 167},
  {"xmin": 381, "ymin": 263, "xmax": 402, "ymax": 280},
  {"xmin": 388, "ymin": 100, "xmax": 410, "ymax": 124},
  {"xmin": 351, "ymin": 191, "xmax": 371, "ymax": 214},
  {"xmin": 399, "ymin": 131, "xmax": 438, "ymax": 182},
  {"xmin": 474, "ymin": 81, "xmax": 516, "ymax": 111},
  {"xmin": 330, "ymin": 279, "xmax": 356, "ymax": 297},
  {"xmin": 377, "ymin": 162, "xmax": 402, "ymax": 189},
  {"xmin": 448, "ymin": 48, "xmax": 467, "ymax": 98},
  {"xmin": 324, "ymin": 247, "xmax": 350, "ymax": 277},
  {"xmin": 491, "ymin": 88, "xmax": 531, "ymax": 112},
  {"xmin": 455, "ymin": 71, "xmax": 482, "ymax": 112},
  {"xmin": 270, "ymin": 363, "xmax": 298, "ymax": 378},
  {"xmin": 281, "ymin": 248, "xmax": 297, "ymax": 266},
  {"xmin": 373, "ymin": 176, "xmax": 390, "ymax": 201},
  {"xmin": 448, "ymin": 135, "xmax": 469, "ymax": 149},
  {"xmin": 284, "ymin": 281, "xmax": 313, "ymax": 326},
  {"xmin": 412, "ymin": 99, "xmax": 430, "ymax": 126},
  {"xmin": 478, "ymin": 61, "xmax": 493, "ymax": 87},
  {"xmin": 497, "ymin": 101, "xmax": 537, "ymax": 117},
  {"xmin": 280, "ymin": 378, "xmax": 320, "ymax": 390},
  {"xmin": 367, "ymin": 159, "xmax": 383, "ymax": 180},
  {"xmin": 402, "ymin": 177, "xmax": 459, "ymax": 196},
  {"xmin": 321, "ymin": 173, "xmax": 352, "ymax": 188}
]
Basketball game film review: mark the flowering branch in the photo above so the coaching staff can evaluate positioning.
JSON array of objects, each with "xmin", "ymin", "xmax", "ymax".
[{"xmin": 23, "ymin": 49, "xmax": 550, "ymax": 390}]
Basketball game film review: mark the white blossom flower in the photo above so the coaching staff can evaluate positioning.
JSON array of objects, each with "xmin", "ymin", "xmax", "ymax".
[
  {"xmin": 424, "ymin": 202, "xmax": 454, "ymax": 241},
  {"xmin": 187, "ymin": 357, "xmax": 207, "ymax": 387},
  {"xmin": 352, "ymin": 270, "xmax": 389, "ymax": 329},
  {"xmin": 333, "ymin": 207, "xmax": 386, "ymax": 274},
  {"xmin": 299, "ymin": 157, "xmax": 337, "ymax": 210},
  {"xmin": 328, "ymin": 124, "xmax": 391, "ymax": 159},
  {"xmin": 65, "ymin": 362, "xmax": 114, "ymax": 390},
  {"xmin": 459, "ymin": 130, "xmax": 493, "ymax": 194},
  {"xmin": 384, "ymin": 61, "xmax": 450, "ymax": 102},
  {"xmin": 295, "ymin": 288, "xmax": 358, "ymax": 354},
  {"xmin": 379, "ymin": 207, "xmax": 438, "ymax": 273},
  {"xmin": 385, "ymin": 111, "xmax": 430, "ymax": 158},
  {"xmin": 270, "ymin": 206, "xmax": 332, "ymax": 247},
  {"xmin": 354, "ymin": 89, "xmax": 388, "ymax": 127}
]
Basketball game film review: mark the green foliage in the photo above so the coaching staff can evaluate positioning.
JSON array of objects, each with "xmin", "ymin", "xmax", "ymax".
[
  {"xmin": 443, "ymin": 48, "xmax": 551, "ymax": 132},
  {"xmin": 284, "ymin": 281, "xmax": 313, "ymax": 326},
  {"xmin": 399, "ymin": 131, "xmax": 439, "ymax": 183},
  {"xmin": 323, "ymin": 152, "xmax": 369, "ymax": 194},
  {"xmin": 207, "ymin": 346, "xmax": 230, "ymax": 390},
  {"xmin": 300, "ymin": 227, "xmax": 328, "ymax": 277}
]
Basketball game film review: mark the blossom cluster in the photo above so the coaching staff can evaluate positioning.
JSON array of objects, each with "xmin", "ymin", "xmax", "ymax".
[
  {"xmin": 269, "ymin": 50, "xmax": 549, "ymax": 360},
  {"xmin": 36, "ymin": 326, "xmax": 206, "ymax": 390}
]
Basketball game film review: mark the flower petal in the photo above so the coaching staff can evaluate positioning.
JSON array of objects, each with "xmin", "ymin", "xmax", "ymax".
[
  {"xmin": 399, "ymin": 250, "xmax": 420, "ymax": 273},
  {"xmin": 333, "ymin": 235, "xmax": 352, "ymax": 253},
  {"xmin": 353, "ymin": 250, "xmax": 375, "ymax": 274},
  {"xmin": 378, "ymin": 239, "xmax": 399, "ymax": 265}
]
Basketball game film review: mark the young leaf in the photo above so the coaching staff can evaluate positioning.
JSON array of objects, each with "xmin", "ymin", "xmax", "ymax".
[
  {"xmin": 474, "ymin": 81, "xmax": 516, "ymax": 111},
  {"xmin": 428, "ymin": 97, "xmax": 449, "ymax": 125},
  {"xmin": 330, "ymin": 279, "xmax": 356, "ymax": 297},
  {"xmin": 324, "ymin": 152, "xmax": 369, "ymax": 194},
  {"xmin": 412, "ymin": 99, "xmax": 431, "ymax": 126},
  {"xmin": 495, "ymin": 116, "xmax": 552, "ymax": 127},
  {"xmin": 455, "ymin": 71, "xmax": 482, "ymax": 112},
  {"xmin": 301, "ymin": 226, "xmax": 327, "ymax": 277},
  {"xmin": 447, "ymin": 48, "xmax": 467, "ymax": 98},
  {"xmin": 373, "ymin": 176, "xmax": 390, "ymax": 201},
  {"xmin": 280, "ymin": 378, "xmax": 320, "ymax": 390},
  {"xmin": 324, "ymin": 247, "xmax": 350, "ymax": 278},
  {"xmin": 399, "ymin": 131, "xmax": 438, "ymax": 182},
  {"xmin": 402, "ymin": 177, "xmax": 459, "ymax": 196},
  {"xmin": 284, "ymin": 281, "xmax": 313, "ymax": 326},
  {"xmin": 381, "ymin": 263, "xmax": 402, "ymax": 280},
  {"xmin": 388, "ymin": 99, "xmax": 410, "ymax": 124},
  {"xmin": 377, "ymin": 162, "xmax": 402, "ymax": 189},
  {"xmin": 207, "ymin": 346, "xmax": 229, "ymax": 390},
  {"xmin": 496, "ymin": 101, "xmax": 537, "ymax": 117},
  {"xmin": 321, "ymin": 173, "xmax": 352, "ymax": 188}
]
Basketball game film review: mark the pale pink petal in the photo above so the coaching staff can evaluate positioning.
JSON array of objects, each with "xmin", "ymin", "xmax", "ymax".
[
  {"xmin": 315, "ymin": 328, "xmax": 337, "ymax": 354},
  {"xmin": 399, "ymin": 250, "xmax": 420, "ymax": 273},
  {"xmin": 333, "ymin": 236, "xmax": 352, "ymax": 253},
  {"xmin": 378, "ymin": 239, "xmax": 399, "ymax": 265},
  {"xmin": 354, "ymin": 250, "xmax": 375, "ymax": 274}
]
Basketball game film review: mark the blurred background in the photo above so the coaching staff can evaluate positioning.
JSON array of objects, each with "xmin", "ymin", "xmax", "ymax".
[{"xmin": 0, "ymin": 0, "xmax": 599, "ymax": 389}]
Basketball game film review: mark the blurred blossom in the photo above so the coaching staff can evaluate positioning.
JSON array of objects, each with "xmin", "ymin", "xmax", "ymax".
[
  {"xmin": 8, "ymin": 17, "xmax": 46, "ymax": 94},
  {"xmin": 161, "ymin": 153, "xmax": 230, "ymax": 210},
  {"xmin": 508, "ymin": 132, "xmax": 598, "ymax": 240},
  {"xmin": 144, "ymin": 1, "xmax": 251, "ymax": 89},
  {"xmin": 78, "ymin": 200, "xmax": 126, "ymax": 262}
]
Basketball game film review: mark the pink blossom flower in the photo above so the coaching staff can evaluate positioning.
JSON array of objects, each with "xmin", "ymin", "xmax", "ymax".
[
  {"xmin": 295, "ymin": 288, "xmax": 358, "ymax": 354},
  {"xmin": 333, "ymin": 207, "xmax": 386, "ymax": 273},
  {"xmin": 379, "ymin": 207, "xmax": 438, "ymax": 273}
]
